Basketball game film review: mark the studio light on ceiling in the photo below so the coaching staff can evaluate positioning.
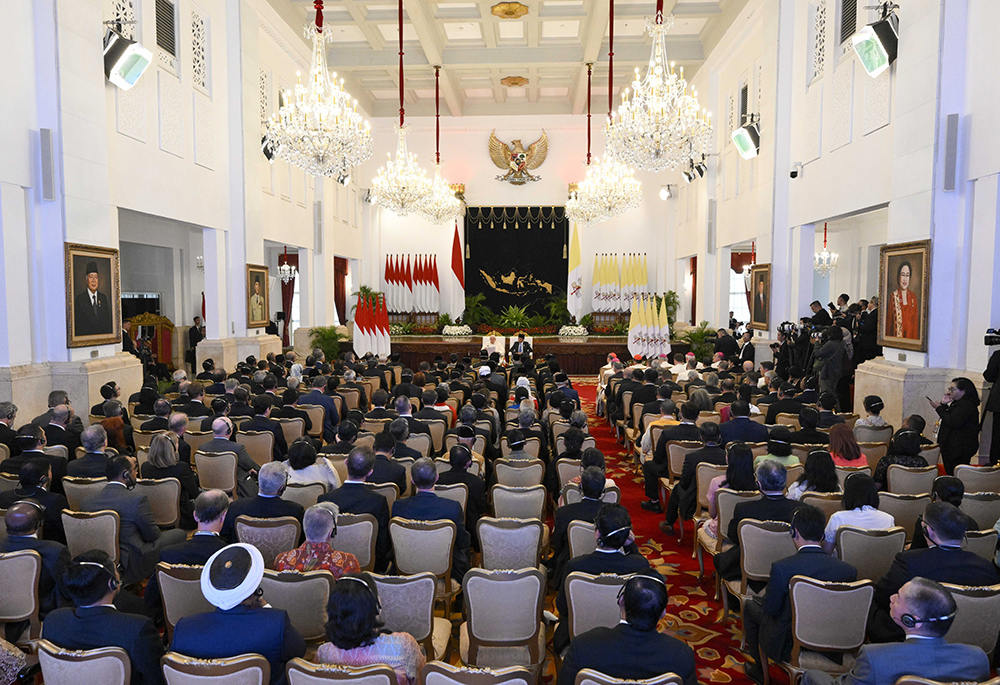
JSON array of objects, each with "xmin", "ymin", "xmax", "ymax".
[
  {"xmin": 852, "ymin": 2, "xmax": 899, "ymax": 78},
  {"xmin": 731, "ymin": 114, "xmax": 760, "ymax": 160},
  {"xmin": 103, "ymin": 25, "xmax": 152, "ymax": 90},
  {"xmin": 658, "ymin": 185, "xmax": 675, "ymax": 201}
]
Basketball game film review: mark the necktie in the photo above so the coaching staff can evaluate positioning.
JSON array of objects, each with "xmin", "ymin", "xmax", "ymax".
[{"xmin": 93, "ymin": 295, "xmax": 98, "ymax": 317}]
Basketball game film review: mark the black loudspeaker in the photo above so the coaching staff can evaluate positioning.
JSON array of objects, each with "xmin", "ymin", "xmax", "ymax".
[{"xmin": 275, "ymin": 312, "xmax": 286, "ymax": 321}]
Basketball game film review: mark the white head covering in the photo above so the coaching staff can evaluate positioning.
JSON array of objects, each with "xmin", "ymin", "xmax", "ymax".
[
  {"xmin": 515, "ymin": 377, "xmax": 531, "ymax": 391},
  {"xmin": 201, "ymin": 543, "xmax": 265, "ymax": 611},
  {"xmin": 290, "ymin": 363, "xmax": 303, "ymax": 379}
]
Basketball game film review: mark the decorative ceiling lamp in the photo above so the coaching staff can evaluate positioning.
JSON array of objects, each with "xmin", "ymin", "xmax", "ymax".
[
  {"xmin": 742, "ymin": 240, "xmax": 756, "ymax": 289},
  {"xmin": 604, "ymin": 0, "xmax": 712, "ymax": 172},
  {"xmin": 814, "ymin": 223, "xmax": 839, "ymax": 278},
  {"xmin": 263, "ymin": 0, "xmax": 372, "ymax": 178},
  {"xmin": 371, "ymin": 0, "xmax": 432, "ymax": 215},
  {"xmin": 418, "ymin": 67, "xmax": 464, "ymax": 224},
  {"xmin": 278, "ymin": 246, "xmax": 298, "ymax": 284}
]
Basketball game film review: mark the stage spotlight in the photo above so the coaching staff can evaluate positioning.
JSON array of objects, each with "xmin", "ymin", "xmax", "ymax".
[
  {"xmin": 731, "ymin": 115, "xmax": 760, "ymax": 160},
  {"xmin": 659, "ymin": 186, "xmax": 668, "ymax": 201},
  {"xmin": 261, "ymin": 136, "xmax": 275, "ymax": 163},
  {"xmin": 682, "ymin": 164, "xmax": 696, "ymax": 184},
  {"xmin": 337, "ymin": 172, "xmax": 351, "ymax": 186},
  {"xmin": 694, "ymin": 157, "xmax": 707, "ymax": 177},
  {"xmin": 852, "ymin": 3, "xmax": 899, "ymax": 78},
  {"xmin": 103, "ymin": 27, "xmax": 152, "ymax": 91}
]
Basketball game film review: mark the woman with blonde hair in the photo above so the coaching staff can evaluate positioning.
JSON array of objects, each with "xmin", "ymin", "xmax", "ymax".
[{"xmin": 140, "ymin": 432, "xmax": 200, "ymax": 529}]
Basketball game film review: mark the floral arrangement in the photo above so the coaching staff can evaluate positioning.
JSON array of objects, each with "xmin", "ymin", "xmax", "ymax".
[
  {"xmin": 474, "ymin": 324, "xmax": 559, "ymax": 335},
  {"xmin": 389, "ymin": 323, "xmax": 408, "ymax": 336},
  {"xmin": 558, "ymin": 325, "xmax": 588, "ymax": 337},
  {"xmin": 442, "ymin": 324, "xmax": 473, "ymax": 336}
]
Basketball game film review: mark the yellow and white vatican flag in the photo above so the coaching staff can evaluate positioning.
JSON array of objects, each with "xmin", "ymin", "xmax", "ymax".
[
  {"xmin": 641, "ymin": 253, "xmax": 650, "ymax": 297},
  {"xmin": 642, "ymin": 296, "xmax": 654, "ymax": 358},
  {"xmin": 659, "ymin": 296, "xmax": 672, "ymax": 358},
  {"xmin": 591, "ymin": 253, "xmax": 602, "ymax": 313},
  {"xmin": 627, "ymin": 297, "xmax": 642, "ymax": 359},
  {"xmin": 567, "ymin": 224, "xmax": 584, "ymax": 321},
  {"xmin": 611, "ymin": 254, "xmax": 622, "ymax": 312}
]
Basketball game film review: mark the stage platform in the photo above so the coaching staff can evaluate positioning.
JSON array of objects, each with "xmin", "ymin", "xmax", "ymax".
[{"xmin": 390, "ymin": 336, "xmax": 690, "ymax": 375}]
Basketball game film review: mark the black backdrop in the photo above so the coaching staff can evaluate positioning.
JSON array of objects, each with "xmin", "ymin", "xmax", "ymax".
[{"xmin": 464, "ymin": 206, "xmax": 567, "ymax": 316}]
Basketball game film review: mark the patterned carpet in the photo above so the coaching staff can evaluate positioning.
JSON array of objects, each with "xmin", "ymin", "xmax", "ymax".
[{"xmin": 571, "ymin": 376, "xmax": 752, "ymax": 685}]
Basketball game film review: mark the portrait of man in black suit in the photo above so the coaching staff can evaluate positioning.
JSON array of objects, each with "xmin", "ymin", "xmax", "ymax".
[
  {"xmin": 67, "ymin": 245, "xmax": 120, "ymax": 346},
  {"xmin": 74, "ymin": 261, "xmax": 111, "ymax": 334}
]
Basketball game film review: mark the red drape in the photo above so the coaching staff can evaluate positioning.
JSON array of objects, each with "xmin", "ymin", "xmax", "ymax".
[
  {"xmin": 731, "ymin": 252, "xmax": 755, "ymax": 313},
  {"xmin": 689, "ymin": 256, "xmax": 697, "ymax": 325},
  {"xmin": 280, "ymin": 254, "xmax": 298, "ymax": 347},
  {"xmin": 334, "ymin": 257, "xmax": 348, "ymax": 326}
]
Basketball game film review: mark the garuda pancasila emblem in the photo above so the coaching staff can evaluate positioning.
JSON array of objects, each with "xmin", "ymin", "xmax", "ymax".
[{"xmin": 489, "ymin": 129, "xmax": 548, "ymax": 185}]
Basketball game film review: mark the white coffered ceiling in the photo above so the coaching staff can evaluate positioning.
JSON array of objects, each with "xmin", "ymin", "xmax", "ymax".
[{"xmin": 265, "ymin": 0, "xmax": 748, "ymax": 118}]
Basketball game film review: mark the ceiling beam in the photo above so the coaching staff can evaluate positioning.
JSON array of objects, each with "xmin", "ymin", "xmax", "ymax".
[{"xmin": 402, "ymin": 0, "xmax": 465, "ymax": 116}]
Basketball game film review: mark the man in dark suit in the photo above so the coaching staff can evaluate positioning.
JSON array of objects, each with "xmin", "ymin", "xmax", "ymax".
[
  {"xmin": 868, "ymin": 502, "xmax": 999, "ymax": 643},
  {"xmin": 319, "ymin": 446, "xmax": 392, "ymax": 572},
  {"xmin": 743, "ymin": 505, "xmax": 858, "ymax": 684},
  {"xmin": 816, "ymin": 392, "xmax": 846, "ymax": 428},
  {"xmin": 0, "ymin": 401, "xmax": 20, "ymax": 459},
  {"xmin": 393, "ymin": 395, "xmax": 431, "ymax": 437},
  {"xmin": 764, "ymin": 383, "xmax": 806, "ymax": 425},
  {"xmin": 0, "ymin": 458, "xmax": 69, "ymax": 543},
  {"xmin": 140, "ymin": 399, "xmax": 172, "ymax": 432},
  {"xmin": 170, "ymin": 543, "xmax": 306, "ymax": 685},
  {"xmin": 340, "ymin": 369, "xmax": 369, "ymax": 412},
  {"xmin": 788, "ymin": 407, "xmax": 830, "ymax": 445},
  {"xmin": 392, "ymin": 457, "xmax": 470, "ymax": 582},
  {"xmin": 81, "ymin": 455, "xmax": 187, "ymax": 583},
  {"xmin": 1, "ymin": 425, "xmax": 68, "ymax": 495},
  {"xmin": 714, "ymin": 329, "xmax": 740, "ymax": 358},
  {"xmin": 715, "ymin": 460, "xmax": 804, "ymax": 582},
  {"xmin": 802, "ymin": 578, "xmax": 990, "ymax": 685},
  {"xmin": 756, "ymin": 377, "xmax": 782, "ymax": 406},
  {"xmin": 414, "ymin": 390, "xmax": 449, "ymax": 425},
  {"xmin": 269, "ymin": 389, "xmax": 312, "ymax": 435},
  {"xmin": 640, "ymin": 403, "xmax": 703, "ymax": 512},
  {"xmin": 43, "ymin": 403, "xmax": 82, "ymax": 456},
  {"xmin": 550, "ymin": 373, "xmax": 580, "ymax": 409},
  {"xmin": 797, "ymin": 375, "xmax": 820, "ymax": 405},
  {"xmin": 227, "ymin": 386, "xmax": 255, "ymax": 420},
  {"xmin": 437, "ymin": 445, "xmax": 488, "ymax": 551},
  {"xmin": 178, "ymin": 382, "xmax": 212, "ymax": 418},
  {"xmin": 720, "ymin": 401, "xmax": 770, "ymax": 445},
  {"xmin": 364, "ymin": 389, "xmax": 398, "ymax": 420},
  {"xmin": 626, "ymin": 369, "xmax": 659, "ymax": 424},
  {"xmin": 610, "ymin": 368, "xmax": 644, "ymax": 423},
  {"xmin": 319, "ymin": 420, "xmax": 358, "ymax": 456},
  {"xmin": 220, "ymin": 462, "xmax": 304, "ymax": 544},
  {"xmin": 738, "ymin": 332, "xmax": 756, "ymax": 365},
  {"xmin": 66, "ymin": 425, "xmax": 112, "ymax": 478},
  {"xmin": 659, "ymin": 422, "xmax": 727, "ymax": 532},
  {"xmin": 73, "ymin": 261, "xmax": 113, "ymax": 336},
  {"xmin": 809, "ymin": 301, "xmax": 833, "ymax": 326},
  {"xmin": 510, "ymin": 333, "xmax": 532, "ymax": 359},
  {"xmin": 559, "ymin": 573, "xmax": 695, "ymax": 685},
  {"xmin": 199, "ymin": 397, "xmax": 236, "ymax": 435},
  {"xmin": 30, "ymin": 390, "xmax": 86, "ymax": 436},
  {"xmin": 555, "ymin": 504, "xmax": 653, "ymax": 655},
  {"xmin": 122, "ymin": 320, "xmax": 138, "ymax": 356},
  {"xmin": 42, "ymin": 550, "xmax": 166, "ymax": 685},
  {"xmin": 300, "ymin": 376, "xmax": 340, "ymax": 443},
  {"xmin": 201, "ymin": 418, "xmax": 260, "ymax": 498},
  {"xmin": 368, "ymin": 430, "xmax": 408, "ymax": 495},
  {"xmin": 391, "ymin": 369, "xmax": 422, "ymax": 400},
  {"xmin": 1, "ymin": 502, "xmax": 71, "ymax": 621},
  {"xmin": 90, "ymin": 382, "xmax": 130, "ymax": 423},
  {"xmin": 550, "ymin": 467, "xmax": 606, "ymax": 581},
  {"xmin": 240, "ymin": 395, "xmax": 288, "ymax": 461}
]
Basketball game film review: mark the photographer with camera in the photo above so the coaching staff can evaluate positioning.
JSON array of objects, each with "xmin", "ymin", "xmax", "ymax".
[
  {"xmin": 812, "ymin": 326, "xmax": 846, "ymax": 407},
  {"xmin": 984, "ymin": 330, "xmax": 1000, "ymax": 465},
  {"xmin": 772, "ymin": 324, "xmax": 795, "ymax": 379}
]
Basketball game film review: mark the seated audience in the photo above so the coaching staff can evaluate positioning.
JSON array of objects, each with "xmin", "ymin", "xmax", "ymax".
[
  {"xmin": 822, "ymin": 473, "xmax": 894, "ymax": 553},
  {"xmin": 786, "ymin": 450, "xmax": 840, "ymax": 501},
  {"xmin": 140, "ymin": 398, "xmax": 171, "ymax": 431},
  {"xmin": 640, "ymin": 403, "xmax": 704, "ymax": 513},
  {"xmin": 639, "ymin": 399, "xmax": 679, "ymax": 454},
  {"xmin": 755, "ymin": 427, "xmax": 798, "ymax": 468},
  {"xmin": 787, "ymin": 407, "xmax": 829, "ymax": 446},
  {"xmin": 0, "ymin": 456, "xmax": 68, "ymax": 542},
  {"xmin": 274, "ymin": 502, "xmax": 360, "ymax": 576},
  {"xmin": 240, "ymin": 395, "xmax": 288, "ymax": 460},
  {"xmin": 221, "ymin": 462, "xmax": 305, "ymax": 543},
  {"xmin": 101, "ymin": 400, "xmax": 134, "ymax": 454},
  {"xmin": 436, "ymin": 444, "xmax": 487, "ymax": 548},
  {"xmin": 283, "ymin": 437, "xmax": 340, "ymax": 491},
  {"xmin": 901, "ymin": 413, "xmax": 934, "ymax": 446},
  {"xmin": 703, "ymin": 442, "xmax": 757, "ymax": 539},
  {"xmin": 660, "ymin": 422, "xmax": 726, "ymax": 533},
  {"xmin": 828, "ymin": 423, "xmax": 867, "ymax": 467},
  {"xmin": 66, "ymin": 425, "xmax": 111, "ymax": 478},
  {"xmin": 3, "ymin": 424, "xmax": 68, "ymax": 495},
  {"xmin": 43, "ymin": 404, "xmax": 81, "ymax": 455},
  {"xmin": 321, "ymin": 420, "xmax": 359, "ymax": 456},
  {"xmin": 764, "ymin": 384, "xmax": 804, "ymax": 425},
  {"xmin": 719, "ymin": 400, "xmax": 769, "ymax": 446},
  {"xmin": 369, "ymin": 429, "xmax": 408, "ymax": 495},
  {"xmin": 320, "ymin": 446, "xmax": 392, "ymax": 572},
  {"xmin": 872, "ymin": 430, "xmax": 928, "ymax": 490},
  {"xmin": 855, "ymin": 395, "xmax": 888, "ymax": 428},
  {"xmin": 388, "ymin": 418, "xmax": 422, "ymax": 463},
  {"xmin": 910, "ymin": 476, "xmax": 979, "ymax": 549},
  {"xmin": 140, "ymin": 433, "xmax": 200, "ymax": 529},
  {"xmin": 815, "ymin": 392, "xmax": 845, "ymax": 428},
  {"xmin": 1, "ymin": 502, "xmax": 70, "ymax": 627},
  {"xmin": 170, "ymin": 543, "xmax": 306, "ymax": 685},
  {"xmin": 200, "ymin": 417, "xmax": 260, "ymax": 498},
  {"xmin": 316, "ymin": 574, "xmax": 425, "ymax": 685}
]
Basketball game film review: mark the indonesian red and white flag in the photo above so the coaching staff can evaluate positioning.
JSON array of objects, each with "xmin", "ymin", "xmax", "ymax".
[{"xmin": 449, "ymin": 224, "xmax": 465, "ymax": 320}]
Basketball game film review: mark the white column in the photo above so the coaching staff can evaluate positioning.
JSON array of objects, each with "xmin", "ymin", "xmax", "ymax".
[{"xmin": 297, "ymin": 246, "xmax": 312, "ymax": 328}]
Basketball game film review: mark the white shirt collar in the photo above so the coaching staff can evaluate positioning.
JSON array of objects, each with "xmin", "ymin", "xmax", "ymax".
[{"xmin": 108, "ymin": 481, "xmax": 128, "ymax": 488}]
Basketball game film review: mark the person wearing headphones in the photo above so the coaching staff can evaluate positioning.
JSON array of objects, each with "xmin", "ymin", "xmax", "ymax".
[
  {"xmin": 867, "ymin": 501, "xmax": 999, "ymax": 643},
  {"xmin": 41, "ymin": 550, "xmax": 166, "ymax": 685},
  {"xmin": 220, "ymin": 462, "xmax": 305, "ymax": 543},
  {"xmin": 0, "ymin": 457, "xmax": 68, "ymax": 542},
  {"xmin": 558, "ymin": 572, "xmax": 695, "ymax": 685},
  {"xmin": 200, "ymin": 416, "xmax": 260, "ymax": 498},
  {"xmin": 802, "ymin": 578, "xmax": 989, "ymax": 685},
  {"xmin": 436, "ymin": 444, "xmax": 488, "ymax": 548},
  {"xmin": 1, "ymin": 501, "xmax": 71, "ymax": 630},
  {"xmin": 274, "ymin": 502, "xmax": 360, "ymax": 576}
]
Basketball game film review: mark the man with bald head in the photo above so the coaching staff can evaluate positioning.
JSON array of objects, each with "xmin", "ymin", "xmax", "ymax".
[
  {"xmin": 44, "ymin": 404, "xmax": 81, "ymax": 455},
  {"xmin": 199, "ymin": 417, "xmax": 260, "ymax": 498},
  {"xmin": 31, "ymin": 390, "xmax": 85, "ymax": 436},
  {"xmin": 1, "ymin": 501, "xmax": 71, "ymax": 625},
  {"xmin": 0, "ymin": 457, "xmax": 68, "ymax": 543}
]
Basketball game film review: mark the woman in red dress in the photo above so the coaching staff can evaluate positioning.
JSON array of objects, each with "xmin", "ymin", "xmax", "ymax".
[{"xmin": 887, "ymin": 260, "xmax": 919, "ymax": 339}]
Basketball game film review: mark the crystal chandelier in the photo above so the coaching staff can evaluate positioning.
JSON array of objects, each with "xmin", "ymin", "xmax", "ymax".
[
  {"xmin": 417, "ymin": 67, "xmax": 463, "ymax": 224},
  {"xmin": 814, "ymin": 223, "xmax": 839, "ymax": 278},
  {"xmin": 604, "ymin": 0, "xmax": 713, "ymax": 172},
  {"xmin": 742, "ymin": 240, "xmax": 756, "ymax": 289},
  {"xmin": 277, "ymin": 247, "xmax": 298, "ymax": 284},
  {"xmin": 371, "ymin": 0, "xmax": 432, "ymax": 216},
  {"xmin": 263, "ymin": 1, "xmax": 372, "ymax": 178}
]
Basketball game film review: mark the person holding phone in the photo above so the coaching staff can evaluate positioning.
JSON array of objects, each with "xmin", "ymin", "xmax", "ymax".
[{"xmin": 927, "ymin": 378, "xmax": 981, "ymax": 474}]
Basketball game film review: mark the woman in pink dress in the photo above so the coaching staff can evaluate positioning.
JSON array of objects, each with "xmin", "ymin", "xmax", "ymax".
[
  {"xmin": 887, "ymin": 261, "xmax": 919, "ymax": 339},
  {"xmin": 704, "ymin": 442, "xmax": 757, "ymax": 539}
]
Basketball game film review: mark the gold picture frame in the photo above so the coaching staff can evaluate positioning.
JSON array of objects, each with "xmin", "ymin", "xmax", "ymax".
[
  {"xmin": 878, "ymin": 240, "xmax": 930, "ymax": 352},
  {"xmin": 66, "ymin": 243, "xmax": 121, "ymax": 348},
  {"xmin": 748, "ymin": 263, "xmax": 771, "ymax": 331},
  {"xmin": 246, "ymin": 264, "xmax": 270, "ymax": 328}
]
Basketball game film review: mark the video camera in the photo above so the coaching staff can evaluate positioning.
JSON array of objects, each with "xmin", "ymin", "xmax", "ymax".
[{"xmin": 987, "ymin": 328, "xmax": 1000, "ymax": 346}]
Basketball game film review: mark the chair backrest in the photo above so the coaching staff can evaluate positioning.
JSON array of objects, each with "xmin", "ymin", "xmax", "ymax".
[
  {"xmin": 354, "ymin": 432, "xmax": 376, "ymax": 450},
  {"xmin": 237, "ymin": 431, "xmax": 275, "ymax": 468},
  {"xmin": 785, "ymin": 464, "xmax": 805, "ymax": 487},
  {"xmin": 445, "ymin": 433, "xmax": 488, "ymax": 457},
  {"xmin": 340, "ymin": 388, "xmax": 361, "ymax": 411},
  {"xmin": 136, "ymin": 478, "xmax": 182, "ymax": 528},
  {"xmin": 695, "ymin": 411, "xmax": 722, "ymax": 427},
  {"xmin": 369, "ymin": 571, "xmax": 437, "ymax": 651},
  {"xmin": 836, "ymin": 466, "xmax": 870, "ymax": 488},
  {"xmin": 193, "ymin": 451, "xmax": 238, "ymax": 495},
  {"xmin": 0, "ymin": 549, "xmax": 41, "ymax": 638},
  {"xmin": 365, "ymin": 482, "xmax": 399, "ymax": 512},
  {"xmin": 775, "ymin": 413, "xmax": 801, "ymax": 430},
  {"xmin": 886, "ymin": 465, "xmax": 938, "ymax": 495},
  {"xmin": 919, "ymin": 443, "xmax": 942, "ymax": 466},
  {"xmin": 132, "ymin": 430, "xmax": 164, "ymax": 450},
  {"xmin": 564, "ymin": 572, "xmax": 632, "ymax": 641},
  {"xmin": 281, "ymin": 482, "xmax": 327, "ymax": 510},
  {"xmin": 405, "ymin": 432, "xmax": 432, "ymax": 459},
  {"xmin": 878, "ymin": 493, "xmax": 932, "ymax": 541},
  {"xmin": 362, "ymin": 419, "xmax": 391, "ymax": 434},
  {"xmin": 835, "ymin": 526, "xmax": 906, "ymax": 581},
  {"xmin": 747, "ymin": 442, "xmax": 769, "ymax": 458},
  {"xmin": 435, "ymin": 483, "xmax": 469, "ymax": 516},
  {"xmin": 941, "ymin": 583, "xmax": 1000, "ymax": 658},
  {"xmin": 62, "ymin": 477, "xmax": 109, "ymax": 510},
  {"xmin": 960, "ymin": 492, "xmax": 1000, "ymax": 530},
  {"xmin": 500, "ymin": 436, "xmax": 542, "ymax": 460},
  {"xmin": 574, "ymin": 669, "xmax": 682, "ymax": 685},
  {"xmin": 37, "ymin": 638, "xmax": 130, "ymax": 685},
  {"xmin": 494, "ymin": 459, "xmax": 545, "ymax": 487},
  {"xmin": 0, "ymin": 472, "xmax": 17, "ymax": 493},
  {"xmin": 182, "ymin": 431, "xmax": 215, "ymax": 455},
  {"xmin": 694, "ymin": 463, "xmax": 727, "ymax": 516},
  {"xmin": 800, "ymin": 492, "xmax": 845, "ymax": 522},
  {"xmin": 235, "ymin": 515, "xmax": 302, "ymax": 569},
  {"xmin": 561, "ymin": 483, "xmax": 620, "ymax": 506},
  {"xmin": 737, "ymin": 519, "xmax": 796, "ymax": 587},
  {"xmin": 325, "ymin": 456, "xmax": 349, "ymax": 485},
  {"xmin": 298, "ymin": 405, "xmax": 326, "ymax": 438},
  {"xmin": 554, "ymin": 459, "xmax": 582, "ymax": 491},
  {"xmin": 556, "ymin": 435, "xmax": 597, "ymax": 455},
  {"xmin": 854, "ymin": 424, "xmax": 894, "ymax": 444},
  {"xmin": 716, "ymin": 489, "xmax": 762, "ymax": 544},
  {"xmin": 62, "ymin": 509, "xmax": 121, "ymax": 562},
  {"xmin": 666, "ymin": 441, "xmax": 702, "ymax": 484},
  {"xmin": 260, "ymin": 569, "xmax": 335, "ymax": 641},
  {"xmin": 491, "ymin": 484, "xmax": 546, "ymax": 520},
  {"xmin": 331, "ymin": 513, "xmax": 377, "ymax": 572},
  {"xmin": 788, "ymin": 576, "xmax": 874, "ymax": 661},
  {"xmin": 156, "ymin": 563, "xmax": 214, "ymax": 641},
  {"xmin": 462, "ymin": 567, "xmax": 544, "ymax": 666},
  {"xmin": 278, "ymin": 418, "xmax": 306, "ymax": 445},
  {"xmin": 286, "ymin": 659, "xmax": 398, "ymax": 685},
  {"xmin": 859, "ymin": 442, "xmax": 890, "ymax": 472},
  {"xmin": 568, "ymin": 520, "xmax": 598, "ymax": 558},
  {"xmin": 963, "ymin": 529, "xmax": 999, "ymax": 563},
  {"xmin": 424, "ymin": 419, "xmax": 447, "ymax": 453},
  {"xmin": 44, "ymin": 444, "xmax": 69, "ymax": 460},
  {"xmin": 389, "ymin": 517, "xmax": 456, "ymax": 579},
  {"xmin": 476, "ymin": 517, "xmax": 543, "ymax": 570},
  {"xmin": 954, "ymin": 464, "xmax": 1000, "ymax": 494},
  {"xmin": 422, "ymin": 661, "xmax": 532, "ymax": 685},
  {"xmin": 161, "ymin": 651, "xmax": 270, "ymax": 685}
]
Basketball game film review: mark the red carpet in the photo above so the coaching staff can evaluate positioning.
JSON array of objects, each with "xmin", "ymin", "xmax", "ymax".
[{"xmin": 573, "ymin": 376, "xmax": 752, "ymax": 685}]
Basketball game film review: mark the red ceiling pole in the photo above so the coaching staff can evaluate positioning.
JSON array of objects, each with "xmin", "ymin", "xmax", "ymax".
[
  {"xmin": 586, "ymin": 63, "xmax": 593, "ymax": 165},
  {"xmin": 608, "ymin": 0, "xmax": 614, "ymax": 115},
  {"xmin": 397, "ymin": 0, "xmax": 404, "ymax": 128},
  {"xmin": 655, "ymin": 0, "xmax": 663, "ymax": 24},
  {"xmin": 435, "ymin": 66, "xmax": 441, "ymax": 165},
  {"xmin": 314, "ymin": 0, "xmax": 324, "ymax": 31}
]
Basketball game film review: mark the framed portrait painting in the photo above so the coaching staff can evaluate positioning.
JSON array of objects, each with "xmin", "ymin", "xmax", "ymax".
[
  {"xmin": 66, "ymin": 243, "xmax": 121, "ymax": 348},
  {"xmin": 748, "ymin": 263, "xmax": 771, "ymax": 331},
  {"xmin": 246, "ymin": 264, "xmax": 269, "ymax": 328},
  {"xmin": 878, "ymin": 240, "xmax": 930, "ymax": 352}
]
